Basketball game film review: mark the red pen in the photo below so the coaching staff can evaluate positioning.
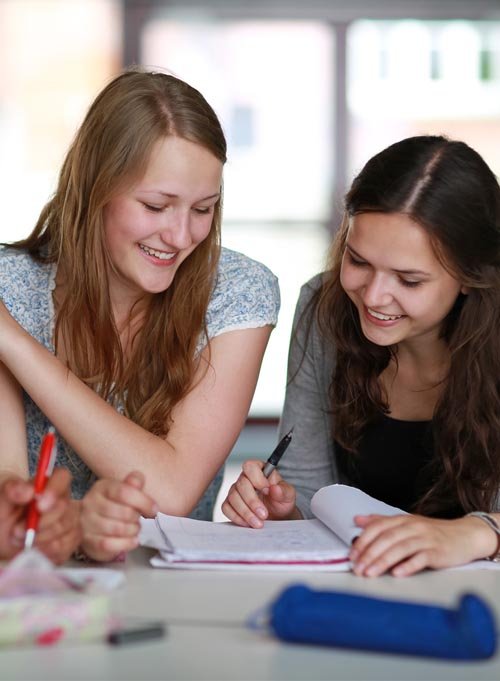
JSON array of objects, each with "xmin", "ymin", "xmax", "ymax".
[{"xmin": 24, "ymin": 427, "xmax": 57, "ymax": 550}]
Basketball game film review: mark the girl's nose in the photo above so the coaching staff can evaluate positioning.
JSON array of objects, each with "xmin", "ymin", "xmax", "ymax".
[
  {"xmin": 361, "ymin": 273, "xmax": 393, "ymax": 308},
  {"xmin": 159, "ymin": 211, "xmax": 193, "ymax": 250}
]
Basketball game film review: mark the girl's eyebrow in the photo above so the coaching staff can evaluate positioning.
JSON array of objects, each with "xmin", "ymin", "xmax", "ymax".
[
  {"xmin": 141, "ymin": 190, "xmax": 220, "ymax": 201},
  {"xmin": 346, "ymin": 243, "xmax": 431, "ymax": 277}
]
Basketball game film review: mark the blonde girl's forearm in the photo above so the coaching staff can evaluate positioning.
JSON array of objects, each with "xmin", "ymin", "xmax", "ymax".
[
  {"xmin": 0, "ymin": 320, "xmax": 272, "ymax": 515},
  {"xmin": 0, "ymin": 358, "xmax": 29, "ymax": 480}
]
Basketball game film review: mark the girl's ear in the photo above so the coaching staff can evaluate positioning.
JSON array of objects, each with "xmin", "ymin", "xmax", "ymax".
[{"xmin": 460, "ymin": 285, "xmax": 470, "ymax": 295}]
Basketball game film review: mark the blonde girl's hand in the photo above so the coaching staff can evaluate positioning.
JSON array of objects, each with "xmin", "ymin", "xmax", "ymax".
[
  {"xmin": 349, "ymin": 513, "xmax": 500, "ymax": 578},
  {"xmin": 1, "ymin": 468, "xmax": 79, "ymax": 563},
  {"xmin": 80, "ymin": 471, "xmax": 158, "ymax": 562},
  {"xmin": 221, "ymin": 459, "xmax": 300, "ymax": 528},
  {"xmin": 29, "ymin": 468, "xmax": 81, "ymax": 564},
  {"xmin": 0, "ymin": 475, "xmax": 35, "ymax": 559}
]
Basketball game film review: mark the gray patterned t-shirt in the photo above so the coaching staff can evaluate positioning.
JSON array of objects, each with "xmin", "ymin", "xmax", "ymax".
[{"xmin": 0, "ymin": 246, "xmax": 280, "ymax": 520}]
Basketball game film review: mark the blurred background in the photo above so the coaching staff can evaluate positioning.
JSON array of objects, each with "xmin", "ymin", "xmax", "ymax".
[{"xmin": 1, "ymin": 0, "xmax": 500, "ymax": 514}]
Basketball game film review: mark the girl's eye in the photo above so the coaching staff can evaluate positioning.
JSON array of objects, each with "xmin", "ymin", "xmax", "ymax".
[
  {"xmin": 347, "ymin": 251, "xmax": 367, "ymax": 267},
  {"xmin": 193, "ymin": 206, "xmax": 212, "ymax": 215},
  {"xmin": 143, "ymin": 203, "xmax": 164, "ymax": 213},
  {"xmin": 400, "ymin": 279, "xmax": 422, "ymax": 288}
]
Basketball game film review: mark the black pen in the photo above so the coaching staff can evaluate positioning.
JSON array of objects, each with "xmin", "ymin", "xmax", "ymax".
[
  {"xmin": 262, "ymin": 427, "xmax": 293, "ymax": 478},
  {"xmin": 108, "ymin": 620, "xmax": 166, "ymax": 645}
]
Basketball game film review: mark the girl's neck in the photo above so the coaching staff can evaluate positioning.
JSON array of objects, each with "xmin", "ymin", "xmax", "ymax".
[
  {"xmin": 394, "ymin": 336, "xmax": 450, "ymax": 388},
  {"xmin": 380, "ymin": 337, "xmax": 450, "ymax": 421}
]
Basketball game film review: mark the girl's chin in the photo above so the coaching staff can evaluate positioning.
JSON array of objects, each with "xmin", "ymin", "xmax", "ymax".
[{"xmin": 360, "ymin": 323, "xmax": 401, "ymax": 347}]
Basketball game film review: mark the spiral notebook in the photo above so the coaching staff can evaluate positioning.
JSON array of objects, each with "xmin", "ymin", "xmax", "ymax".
[
  {"xmin": 140, "ymin": 485, "xmax": 404, "ymax": 571},
  {"xmin": 140, "ymin": 484, "xmax": 500, "ymax": 572}
]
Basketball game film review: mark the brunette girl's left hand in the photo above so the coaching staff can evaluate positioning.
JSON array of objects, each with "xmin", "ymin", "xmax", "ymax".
[{"xmin": 349, "ymin": 513, "xmax": 497, "ymax": 577}]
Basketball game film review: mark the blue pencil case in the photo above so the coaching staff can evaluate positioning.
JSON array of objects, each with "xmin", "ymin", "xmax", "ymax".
[{"xmin": 266, "ymin": 584, "xmax": 497, "ymax": 660}]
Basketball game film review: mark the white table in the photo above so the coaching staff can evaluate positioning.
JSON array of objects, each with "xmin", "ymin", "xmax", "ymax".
[{"xmin": 1, "ymin": 548, "xmax": 500, "ymax": 680}]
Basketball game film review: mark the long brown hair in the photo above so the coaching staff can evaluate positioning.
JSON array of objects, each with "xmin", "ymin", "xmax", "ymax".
[
  {"xmin": 315, "ymin": 136, "xmax": 500, "ymax": 514},
  {"xmin": 7, "ymin": 68, "xmax": 227, "ymax": 436}
]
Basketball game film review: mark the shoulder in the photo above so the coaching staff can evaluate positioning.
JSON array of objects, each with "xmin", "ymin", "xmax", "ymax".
[
  {"xmin": 0, "ymin": 246, "xmax": 32, "ymax": 273},
  {"xmin": 291, "ymin": 272, "xmax": 329, "ymax": 334},
  {"xmin": 288, "ymin": 272, "xmax": 335, "ymax": 371},
  {"xmin": 0, "ymin": 247, "xmax": 55, "ymax": 340},
  {"xmin": 217, "ymin": 247, "xmax": 279, "ymax": 291},
  {"xmin": 294, "ymin": 272, "xmax": 325, "ymax": 315},
  {"xmin": 206, "ymin": 248, "xmax": 280, "ymax": 338},
  {"xmin": 0, "ymin": 247, "xmax": 51, "ymax": 291}
]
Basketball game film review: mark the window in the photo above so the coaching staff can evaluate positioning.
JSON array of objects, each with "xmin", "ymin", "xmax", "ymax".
[
  {"xmin": 0, "ymin": 0, "xmax": 120, "ymax": 243},
  {"xmin": 141, "ymin": 17, "xmax": 335, "ymax": 415},
  {"xmin": 347, "ymin": 20, "xmax": 500, "ymax": 181}
]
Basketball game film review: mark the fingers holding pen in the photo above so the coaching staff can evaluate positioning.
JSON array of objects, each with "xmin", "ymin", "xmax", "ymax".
[
  {"xmin": 222, "ymin": 459, "xmax": 298, "ymax": 528},
  {"xmin": 222, "ymin": 460, "xmax": 271, "ymax": 528},
  {"xmin": 1, "ymin": 477, "xmax": 34, "ymax": 507},
  {"xmin": 248, "ymin": 461, "xmax": 297, "ymax": 520},
  {"xmin": 35, "ymin": 500, "xmax": 82, "ymax": 564},
  {"xmin": 0, "ymin": 476, "xmax": 36, "ymax": 557},
  {"xmin": 36, "ymin": 467, "xmax": 72, "ymax": 513}
]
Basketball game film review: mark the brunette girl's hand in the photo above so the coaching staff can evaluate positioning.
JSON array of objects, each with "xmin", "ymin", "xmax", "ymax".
[
  {"xmin": 80, "ymin": 471, "xmax": 158, "ymax": 562},
  {"xmin": 349, "ymin": 513, "xmax": 499, "ymax": 577},
  {"xmin": 2, "ymin": 468, "xmax": 80, "ymax": 564},
  {"xmin": 221, "ymin": 459, "xmax": 300, "ymax": 528}
]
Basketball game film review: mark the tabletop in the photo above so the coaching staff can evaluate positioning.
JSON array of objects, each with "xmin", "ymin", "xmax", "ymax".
[{"xmin": 1, "ymin": 548, "xmax": 500, "ymax": 681}]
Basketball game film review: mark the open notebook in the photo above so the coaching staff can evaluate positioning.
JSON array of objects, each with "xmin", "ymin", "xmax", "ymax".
[{"xmin": 139, "ymin": 484, "xmax": 407, "ymax": 571}]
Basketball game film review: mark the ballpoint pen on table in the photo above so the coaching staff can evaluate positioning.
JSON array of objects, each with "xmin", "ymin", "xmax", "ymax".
[
  {"xmin": 262, "ymin": 427, "xmax": 293, "ymax": 478},
  {"xmin": 24, "ymin": 426, "xmax": 57, "ymax": 550}
]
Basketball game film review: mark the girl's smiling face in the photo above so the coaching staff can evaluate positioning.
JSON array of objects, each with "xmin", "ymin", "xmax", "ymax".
[
  {"xmin": 340, "ymin": 212, "xmax": 467, "ymax": 350},
  {"xmin": 103, "ymin": 135, "xmax": 222, "ymax": 312}
]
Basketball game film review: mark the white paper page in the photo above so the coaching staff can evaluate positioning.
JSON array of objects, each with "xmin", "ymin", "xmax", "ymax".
[
  {"xmin": 150, "ymin": 514, "xmax": 350, "ymax": 562},
  {"xmin": 150, "ymin": 554, "xmax": 350, "ymax": 572},
  {"xmin": 139, "ymin": 516, "xmax": 166, "ymax": 549},
  {"xmin": 311, "ymin": 484, "xmax": 407, "ymax": 546}
]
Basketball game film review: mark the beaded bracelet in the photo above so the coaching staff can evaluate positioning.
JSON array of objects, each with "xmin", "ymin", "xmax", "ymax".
[{"xmin": 467, "ymin": 512, "xmax": 500, "ymax": 562}]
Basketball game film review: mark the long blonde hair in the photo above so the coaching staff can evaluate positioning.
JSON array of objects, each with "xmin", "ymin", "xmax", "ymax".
[{"xmin": 9, "ymin": 68, "xmax": 227, "ymax": 435}]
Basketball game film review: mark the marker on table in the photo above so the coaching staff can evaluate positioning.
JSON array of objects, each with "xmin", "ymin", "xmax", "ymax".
[
  {"xmin": 107, "ymin": 620, "xmax": 166, "ymax": 645},
  {"xmin": 262, "ymin": 427, "xmax": 294, "ymax": 478},
  {"xmin": 24, "ymin": 427, "xmax": 57, "ymax": 550}
]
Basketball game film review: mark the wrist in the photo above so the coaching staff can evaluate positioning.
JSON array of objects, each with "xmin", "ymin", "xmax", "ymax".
[{"xmin": 464, "ymin": 513, "xmax": 500, "ymax": 561}]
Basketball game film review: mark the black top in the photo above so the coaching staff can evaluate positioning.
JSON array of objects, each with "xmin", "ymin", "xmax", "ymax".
[{"xmin": 335, "ymin": 415, "xmax": 463, "ymax": 518}]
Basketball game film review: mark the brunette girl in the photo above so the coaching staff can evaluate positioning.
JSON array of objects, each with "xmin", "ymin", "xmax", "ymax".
[{"xmin": 223, "ymin": 135, "xmax": 500, "ymax": 576}]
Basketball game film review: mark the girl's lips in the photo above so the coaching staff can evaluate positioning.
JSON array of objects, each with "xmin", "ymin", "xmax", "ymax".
[
  {"xmin": 364, "ymin": 306, "xmax": 405, "ymax": 326},
  {"xmin": 137, "ymin": 243, "xmax": 178, "ymax": 267}
]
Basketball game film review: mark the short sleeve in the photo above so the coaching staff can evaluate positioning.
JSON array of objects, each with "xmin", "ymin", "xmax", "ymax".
[
  {"xmin": 0, "ymin": 248, "xmax": 55, "ymax": 349},
  {"xmin": 205, "ymin": 248, "xmax": 280, "ymax": 340}
]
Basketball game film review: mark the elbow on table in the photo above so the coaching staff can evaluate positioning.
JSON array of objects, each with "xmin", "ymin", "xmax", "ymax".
[
  {"xmin": 155, "ymin": 498, "xmax": 194, "ymax": 518},
  {"xmin": 149, "ymin": 484, "xmax": 203, "ymax": 518}
]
